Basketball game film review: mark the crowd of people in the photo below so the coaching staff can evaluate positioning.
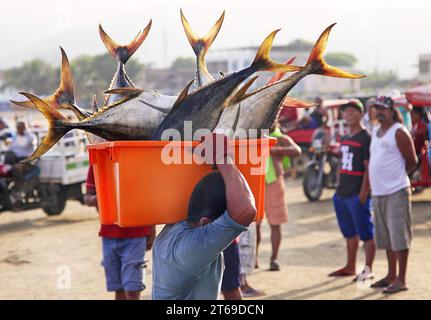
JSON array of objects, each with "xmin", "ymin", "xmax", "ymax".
[{"xmin": 81, "ymin": 92, "xmax": 429, "ymax": 300}]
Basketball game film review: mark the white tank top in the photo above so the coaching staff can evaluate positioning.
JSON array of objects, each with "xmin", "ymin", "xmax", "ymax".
[{"xmin": 369, "ymin": 122, "xmax": 410, "ymax": 196}]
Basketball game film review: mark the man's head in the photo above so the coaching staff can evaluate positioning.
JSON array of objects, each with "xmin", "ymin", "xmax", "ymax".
[
  {"xmin": 411, "ymin": 106, "xmax": 423, "ymax": 122},
  {"xmin": 187, "ymin": 171, "xmax": 227, "ymax": 227},
  {"xmin": 341, "ymin": 99, "xmax": 364, "ymax": 127},
  {"xmin": 16, "ymin": 121, "xmax": 26, "ymax": 135},
  {"xmin": 374, "ymin": 95, "xmax": 403, "ymax": 125}
]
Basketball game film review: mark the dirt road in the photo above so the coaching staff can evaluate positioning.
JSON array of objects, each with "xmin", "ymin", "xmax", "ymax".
[{"xmin": 0, "ymin": 179, "xmax": 430, "ymax": 300}]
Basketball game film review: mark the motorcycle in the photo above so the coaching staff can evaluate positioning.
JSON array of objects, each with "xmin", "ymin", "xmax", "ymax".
[{"xmin": 302, "ymin": 128, "xmax": 339, "ymax": 201}]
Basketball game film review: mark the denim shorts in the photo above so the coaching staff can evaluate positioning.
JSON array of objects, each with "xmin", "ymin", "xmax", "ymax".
[
  {"xmin": 333, "ymin": 194, "xmax": 374, "ymax": 241},
  {"xmin": 101, "ymin": 237, "xmax": 147, "ymax": 292}
]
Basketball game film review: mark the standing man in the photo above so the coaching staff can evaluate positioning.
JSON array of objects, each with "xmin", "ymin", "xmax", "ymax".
[
  {"xmin": 369, "ymin": 96, "xmax": 418, "ymax": 294},
  {"xmin": 85, "ymin": 165, "xmax": 155, "ymax": 300},
  {"xmin": 329, "ymin": 99, "xmax": 376, "ymax": 280},
  {"xmin": 152, "ymin": 133, "xmax": 256, "ymax": 300}
]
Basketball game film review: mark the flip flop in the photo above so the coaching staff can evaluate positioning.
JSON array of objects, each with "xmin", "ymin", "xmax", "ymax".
[
  {"xmin": 383, "ymin": 284, "xmax": 408, "ymax": 294},
  {"xmin": 269, "ymin": 260, "xmax": 280, "ymax": 271},
  {"xmin": 328, "ymin": 269, "xmax": 356, "ymax": 277},
  {"xmin": 352, "ymin": 273, "xmax": 375, "ymax": 282},
  {"xmin": 370, "ymin": 278, "xmax": 391, "ymax": 288},
  {"xmin": 241, "ymin": 287, "xmax": 266, "ymax": 298}
]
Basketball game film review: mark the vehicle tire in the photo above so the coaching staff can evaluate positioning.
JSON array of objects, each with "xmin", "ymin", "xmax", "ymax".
[
  {"xmin": 41, "ymin": 185, "xmax": 67, "ymax": 216},
  {"xmin": 303, "ymin": 163, "xmax": 324, "ymax": 201}
]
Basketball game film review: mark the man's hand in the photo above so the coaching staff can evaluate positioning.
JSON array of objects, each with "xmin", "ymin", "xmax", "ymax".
[
  {"xmin": 194, "ymin": 133, "xmax": 234, "ymax": 167},
  {"xmin": 146, "ymin": 226, "xmax": 156, "ymax": 251},
  {"xmin": 358, "ymin": 190, "xmax": 368, "ymax": 205}
]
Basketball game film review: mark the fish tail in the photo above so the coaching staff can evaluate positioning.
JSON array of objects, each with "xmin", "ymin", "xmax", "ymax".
[
  {"xmin": 180, "ymin": 9, "xmax": 224, "ymax": 59},
  {"xmin": 251, "ymin": 30, "xmax": 302, "ymax": 73},
  {"xmin": 19, "ymin": 92, "xmax": 71, "ymax": 163},
  {"xmin": 10, "ymin": 47, "xmax": 89, "ymax": 120},
  {"xmin": 305, "ymin": 23, "xmax": 365, "ymax": 78},
  {"xmin": 99, "ymin": 20, "xmax": 152, "ymax": 64}
]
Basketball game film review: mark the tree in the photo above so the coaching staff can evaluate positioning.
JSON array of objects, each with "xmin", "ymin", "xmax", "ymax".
[
  {"xmin": 171, "ymin": 57, "xmax": 195, "ymax": 73},
  {"xmin": 0, "ymin": 59, "xmax": 57, "ymax": 95},
  {"xmin": 325, "ymin": 52, "xmax": 357, "ymax": 67},
  {"xmin": 1, "ymin": 53, "xmax": 145, "ymax": 104}
]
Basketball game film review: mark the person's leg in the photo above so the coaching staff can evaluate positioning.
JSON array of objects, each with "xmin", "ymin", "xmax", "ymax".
[
  {"xmin": 363, "ymin": 239, "xmax": 376, "ymax": 272},
  {"xmin": 255, "ymin": 223, "xmax": 261, "ymax": 268},
  {"xmin": 396, "ymin": 249, "xmax": 409, "ymax": 286},
  {"xmin": 115, "ymin": 290, "xmax": 127, "ymax": 300},
  {"xmin": 386, "ymin": 249, "xmax": 398, "ymax": 282},
  {"xmin": 101, "ymin": 238, "xmax": 123, "ymax": 299},
  {"xmin": 120, "ymin": 237, "xmax": 147, "ymax": 300},
  {"xmin": 269, "ymin": 224, "xmax": 281, "ymax": 263},
  {"xmin": 222, "ymin": 288, "xmax": 243, "ymax": 300},
  {"xmin": 330, "ymin": 194, "xmax": 358, "ymax": 276},
  {"xmin": 348, "ymin": 196, "xmax": 376, "ymax": 273},
  {"xmin": 222, "ymin": 242, "xmax": 242, "ymax": 300}
]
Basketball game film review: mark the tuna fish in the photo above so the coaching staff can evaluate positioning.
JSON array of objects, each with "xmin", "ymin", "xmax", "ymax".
[
  {"xmin": 150, "ymin": 29, "xmax": 302, "ymax": 141},
  {"xmin": 214, "ymin": 24, "xmax": 365, "ymax": 138}
]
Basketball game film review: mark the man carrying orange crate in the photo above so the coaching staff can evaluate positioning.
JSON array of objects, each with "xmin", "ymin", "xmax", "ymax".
[{"xmin": 85, "ymin": 165, "xmax": 155, "ymax": 300}]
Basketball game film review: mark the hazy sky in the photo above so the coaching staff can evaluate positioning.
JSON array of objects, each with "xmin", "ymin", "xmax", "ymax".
[{"xmin": 0, "ymin": 0, "xmax": 430, "ymax": 78}]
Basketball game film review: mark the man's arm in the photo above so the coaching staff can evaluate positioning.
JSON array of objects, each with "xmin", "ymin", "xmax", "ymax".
[
  {"xmin": 396, "ymin": 128, "xmax": 418, "ymax": 175},
  {"xmin": 84, "ymin": 188, "xmax": 98, "ymax": 207},
  {"xmin": 358, "ymin": 161, "xmax": 370, "ymax": 204},
  {"xmin": 269, "ymin": 135, "xmax": 301, "ymax": 158},
  {"xmin": 217, "ymin": 161, "xmax": 256, "ymax": 227}
]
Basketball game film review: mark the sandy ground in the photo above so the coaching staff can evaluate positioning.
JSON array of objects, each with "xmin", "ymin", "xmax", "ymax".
[{"xmin": 0, "ymin": 179, "xmax": 430, "ymax": 300}]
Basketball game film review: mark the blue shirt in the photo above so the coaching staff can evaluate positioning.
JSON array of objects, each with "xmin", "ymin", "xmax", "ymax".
[{"xmin": 152, "ymin": 211, "xmax": 248, "ymax": 300}]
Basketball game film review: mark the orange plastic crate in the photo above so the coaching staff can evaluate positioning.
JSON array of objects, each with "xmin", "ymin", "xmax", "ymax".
[{"xmin": 87, "ymin": 138, "xmax": 275, "ymax": 227}]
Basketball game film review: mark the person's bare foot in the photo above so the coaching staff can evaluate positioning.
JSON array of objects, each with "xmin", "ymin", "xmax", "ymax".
[
  {"xmin": 328, "ymin": 267, "xmax": 356, "ymax": 277},
  {"xmin": 383, "ymin": 279, "xmax": 408, "ymax": 294}
]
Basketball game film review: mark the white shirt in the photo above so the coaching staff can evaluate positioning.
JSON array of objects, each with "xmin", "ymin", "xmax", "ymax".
[{"xmin": 369, "ymin": 123, "xmax": 410, "ymax": 196}]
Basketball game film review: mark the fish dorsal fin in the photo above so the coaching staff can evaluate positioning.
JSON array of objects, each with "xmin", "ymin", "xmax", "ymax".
[
  {"xmin": 232, "ymin": 102, "xmax": 242, "ymax": 134},
  {"xmin": 228, "ymin": 76, "xmax": 259, "ymax": 106},
  {"xmin": 138, "ymin": 100, "xmax": 171, "ymax": 114},
  {"xmin": 82, "ymin": 87, "xmax": 143, "ymax": 122},
  {"xmin": 171, "ymin": 80, "xmax": 194, "ymax": 111},
  {"xmin": 92, "ymin": 95, "xmax": 99, "ymax": 113}
]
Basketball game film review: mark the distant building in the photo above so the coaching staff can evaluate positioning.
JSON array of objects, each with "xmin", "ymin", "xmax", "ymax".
[
  {"xmin": 418, "ymin": 54, "xmax": 431, "ymax": 82},
  {"xmin": 205, "ymin": 39, "xmax": 361, "ymax": 96}
]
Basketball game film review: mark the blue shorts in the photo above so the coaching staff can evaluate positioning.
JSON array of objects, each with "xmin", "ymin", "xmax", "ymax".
[
  {"xmin": 333, "ymin": 194, "xmax": 374, "ymax": 241},
  {"xmin": 101, "ymin": 237, "xmax": 147, "ymax": 292},
  {"xmin": 221, "ymin": 242, "xmax": 241, "ymax": 291}
]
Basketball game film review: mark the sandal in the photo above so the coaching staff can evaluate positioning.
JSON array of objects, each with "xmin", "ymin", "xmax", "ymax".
[
  {"xmin": 383, "ymin": 283, "xmax": 408, "ymax": 294},
  {"xmin": 269, "ymin": 260, "xmax": 280, "ymax": 271},
  {"xmin": 241, "ymin": 287, "xmax": 266, "ymax": 298},
  {"xmin": 370, "ymin": 278, "xmax": 392, "ymax": 288}
]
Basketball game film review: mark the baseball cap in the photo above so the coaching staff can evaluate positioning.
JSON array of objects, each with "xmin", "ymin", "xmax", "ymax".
[
  {"xmin": 374, "ymin": 95, "xmax": 394, "ymax": 108},
  {"xmin": 341, "ymin": 98, "xmax": 364, "ymax": 113}
]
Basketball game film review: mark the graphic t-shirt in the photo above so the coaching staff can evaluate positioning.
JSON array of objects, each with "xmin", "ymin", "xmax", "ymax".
[{"xmin": 336, "ymin": 129, "xmax": 370, "ymax": 197}]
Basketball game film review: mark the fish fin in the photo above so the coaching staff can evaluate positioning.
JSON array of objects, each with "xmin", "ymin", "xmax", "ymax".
[
  {"xmin": 306, "ymin": 24, "xmax": 365, "ymax": 78},
  {"xmin": 251, "ymin": 30, "xmax": 302, "ymax": 73},
  {"xmin": 282, "ymin": 97, "xmax": 315, "ymax": 108},
  {"xmin": 220, "ymin": 72, "xmax": 225, "ymax": 76},
  {"xmin": 267, "ymin": 57, "xmax": 296, "ymax": 85},
  {"xmin": 231, "ymin": 102, "xmax": 242, "ymax": 134},
  {"xmin": 82, "ymin": 87, "xmax": 142, "ymax": 121},
  {"xmin": 104, "ymin": 87, "xmax": 143, "ymax": 97},
  {"xmin": 9, "ymin": 99, "xmax": 34, "ymax": 108},
  {"xmin": 99, "ymin": 20, "xmax": 152, "ymax": 64},
  {"xmin": 171, "ymin": 80, "xmax": 195, "ymax": 111},
  {"xmin": 19, "ymin": 92, "xmax": 71, "ymax": 163},
  {"xmin": 92, "ymin": 95, "xmax": 99, "ymax": 113},
  {"xmin": 180, "ymin": 9, "xmax": 224, "ymax": 57},
  {"xmin": 138, "ymin": 99, "xmax": 170, "ymax": 114},
  {"xmin": 228, "ymin": 76, "xmax": 259, "ymax": 105}
]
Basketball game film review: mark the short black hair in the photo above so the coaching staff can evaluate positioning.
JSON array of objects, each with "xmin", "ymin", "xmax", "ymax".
[{"xmin": 187, "ymin": 171, "xmax": 227, "ymax": 223}]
